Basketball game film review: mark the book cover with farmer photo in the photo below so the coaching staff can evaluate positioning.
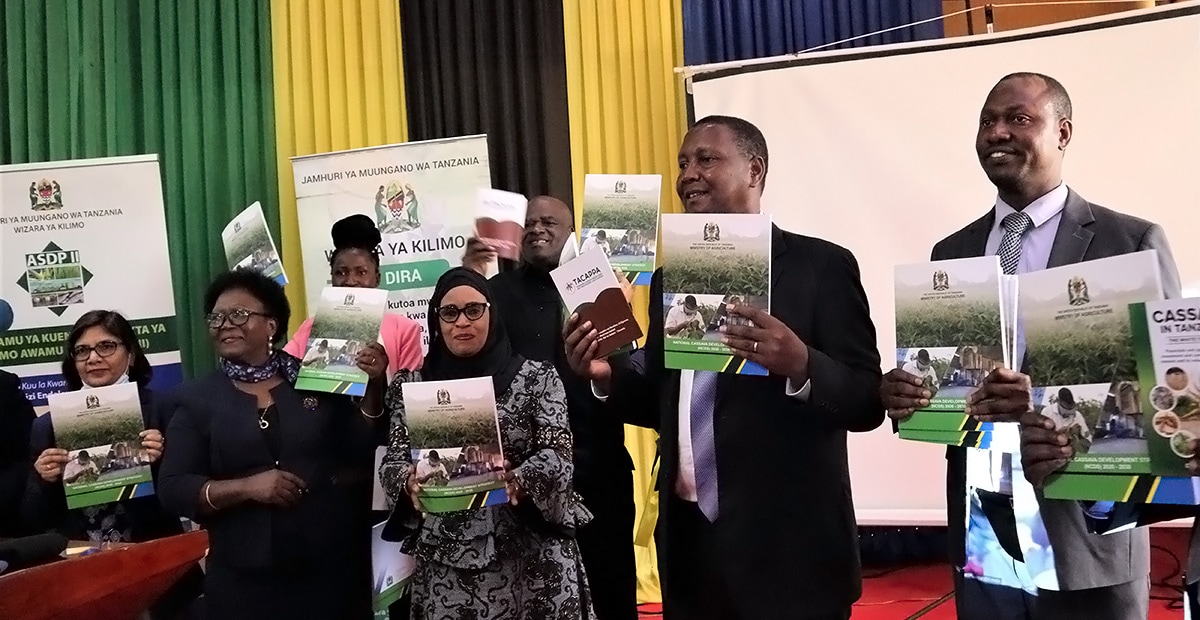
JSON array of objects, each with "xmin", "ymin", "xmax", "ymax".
[
  {"xmin": 1019, "ymin": 251, "xmax": 1163, "ymax": 482},
  {"xmin": 402, "ymin": 376, "xmax": 508, "ymax": 513},
  {"xmin": 893, "ymin": 256, "xmax": 1009, "ymax": 437},
  {"xmin": 296, "ymin": 286, "xmax": 389, "ymax": 397},
  {"xmin": 580, "ymin": 174, "xmax": 661, "ymax": 285},
  {"xmin": 47, "ymin": 383, "xmax": 152, "ymax": 509},
  {"xmin": 660, "ymin": 213, "xmax": 772, "ymax": 375},
  {"xmin": 222, "ymin": 201, "xmax": 287, "ymax": 285}
]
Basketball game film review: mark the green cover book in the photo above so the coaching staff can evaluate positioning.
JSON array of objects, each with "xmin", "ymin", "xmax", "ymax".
[
  {"xmin": 404, "ymin": 376, "xmax": 508, "ymax": 513},
  {"xmin": 581, "ymin": 174, "xmax": 662, "ymax": 279},
  {"xmin": 660, "ymin": 213, "xmax": 771, "ymax": 375},
  {"xmin": 893, "ymin": 256, "xmax": 1009, "ymax": 434},
  {"xmin": 1022, "ymin": 251, "xmax": 1163, "ymax": 476},
  {"xmin": 47, "ymin": 383, "xmax": 152, "ymax": 509},
  {"xmin": 1134, "ymin": 298, "xmax": 1200, "ymax": 477},
  {"xmin": 222, "ymin": 201, "xmax": 287, "ymax": 285},
  {"xmin": 295, "ymin": 286, "xmax": 389, "ymax": 397}
]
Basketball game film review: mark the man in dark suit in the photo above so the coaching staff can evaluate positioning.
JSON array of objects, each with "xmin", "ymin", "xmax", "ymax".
[
  {"xmin": 0, "ymin": 369, "xmax": 36, "ymax": 538},
  {"xmin": 565, "ymin": 115, "xmax": 885, "ymax": 619},
  {"xmin": 882, "ymin": 72, "xmax": 1180, "ymax": 619}
]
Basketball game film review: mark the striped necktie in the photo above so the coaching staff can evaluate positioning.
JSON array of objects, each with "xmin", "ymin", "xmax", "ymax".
[
  {"xmin": 995, "ymin": 210, "xmax": 1033, "ymax": 493},
  {"xmin": 690, "ymin": 370, "xmax": 720, "ymax": 521}
]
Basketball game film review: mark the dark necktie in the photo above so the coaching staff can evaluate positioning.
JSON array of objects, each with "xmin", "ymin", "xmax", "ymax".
[{"xmin": 690, "ymin": 370, "xmax": 719, "ymax": 521}]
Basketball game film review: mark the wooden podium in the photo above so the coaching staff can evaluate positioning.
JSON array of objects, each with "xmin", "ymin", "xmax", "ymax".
[{"xmin": 0, "ymin": 531, "xmax": 208, "ymax": 620}]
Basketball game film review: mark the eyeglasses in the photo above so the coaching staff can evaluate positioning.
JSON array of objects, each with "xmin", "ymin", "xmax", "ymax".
[
  {"xmin": 435, "ymin": 302, "xmax": 489, "ymax": 324},
  {"xmin": 205, "ymin": 309, "xmax": 270, "ymax": 329},
  {"xmin": 72, "ymin": 340, "xmax": 124, "ymax": 361}
]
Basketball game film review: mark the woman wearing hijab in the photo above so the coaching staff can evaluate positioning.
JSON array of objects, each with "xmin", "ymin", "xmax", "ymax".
[
  {"xmin": 284, "ymin": 214, "xmax": 423, "ymax": 380},
  {"xmin": 158, "ymin": 270, "xmax": 384, "ymax": 619},
  {"xmin": 379, "ymin": 267, "xmax": 595, "ymax": 619},
  {"xmin": 24, "ymin": 309, "xmax": 202, "ymax": 619}
]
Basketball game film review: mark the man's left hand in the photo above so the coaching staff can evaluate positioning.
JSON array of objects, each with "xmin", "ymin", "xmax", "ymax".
[
  {"xmin": 1019, "ymin": 411, "xmax": 1072, "ymax": 488},
  {"xmin": 965, "ymin": 368, "xmax": 1032, "ymax": 423},
  {"xmin": 356, "ymin": 342, "xmax": 389, "ymax": 380},
  {"xmin": 720, "ymin": 304, "xmax": 809, "ymax": 382}
]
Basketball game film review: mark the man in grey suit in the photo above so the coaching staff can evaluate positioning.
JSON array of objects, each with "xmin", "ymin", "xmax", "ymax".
[{"xmin": 882, "ymin": 72, "xmax": 1180, "ymax": 619}]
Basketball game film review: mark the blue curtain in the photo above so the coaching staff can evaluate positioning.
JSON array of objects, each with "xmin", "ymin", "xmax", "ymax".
[{"xmin": 683, "ymin": 0, "xmax": 944, "ymax": 65}]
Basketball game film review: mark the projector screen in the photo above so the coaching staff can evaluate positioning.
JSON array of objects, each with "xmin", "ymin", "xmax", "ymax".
[{"xmin": 688, "ymin": 3, "xmax": 1200, "ymax": 525}]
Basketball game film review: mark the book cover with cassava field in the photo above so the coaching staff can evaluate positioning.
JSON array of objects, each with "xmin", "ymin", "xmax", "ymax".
[
  {"xmin": 1014, "ymin": 251, "xmax": 1164, "ymax": 499},
  {"xmin": 660, "ymin": 213, "xmax": 772, "ymax": 375},
  {"xmin": 402, "ymin": 376, "xmax": 508, "ymax": 513},
  {"xmin": 550, "ymin": 246, "xmax": 642, "ymax": 358},
  {"xmin": 222, "ymin": 201, "xmax": 287, "ymax": 285},
  {"xmin": 47, "ymin": 383, "xmax": 153, "ymax": 509},
  {"xmin": 580, "ymin": 174, "xmax": 662, "ymax": 286},
  {"xmin": 894, "ymin": 256, "xmax": 1009, "ymax": 439},
  {"xmin": 295, "ymin": 286, "xmax": 388, "ymax": 397}
]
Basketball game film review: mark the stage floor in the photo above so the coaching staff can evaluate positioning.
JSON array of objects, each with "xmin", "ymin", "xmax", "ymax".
[{"xmin": 635, "ymin": 526, "xmax": 1190, "ymax": 618}]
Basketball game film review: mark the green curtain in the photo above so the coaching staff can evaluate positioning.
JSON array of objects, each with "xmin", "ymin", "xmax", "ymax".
[{"xmin": 1, "ymin": 0, "xmax": 280, "ymax": 376}]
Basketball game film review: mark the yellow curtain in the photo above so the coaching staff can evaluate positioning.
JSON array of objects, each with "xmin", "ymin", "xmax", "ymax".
[
  {"xmin": 563, "ymin": 0, "xmax": 687, "ymax": 604},
  {"xmin": 269, "ymin": 0, "xmax": 409, "ymax": 328}
]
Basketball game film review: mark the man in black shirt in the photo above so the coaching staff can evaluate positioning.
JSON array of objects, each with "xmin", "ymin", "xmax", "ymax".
[
  {"xmin": 0, "ymin": 369, "xmax": 36, "ymax": 538},
  {"xmin": 464, "ymin": 195, "xmax": 638, "ymax": 620}
]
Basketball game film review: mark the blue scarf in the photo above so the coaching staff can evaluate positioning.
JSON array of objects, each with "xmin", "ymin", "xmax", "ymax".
[{"xmin": 219, "ymin": 350, "xmax": 300, "ymax": 383}]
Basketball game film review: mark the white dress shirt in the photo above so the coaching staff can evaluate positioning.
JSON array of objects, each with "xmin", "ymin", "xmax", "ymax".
[
  {"xmin": 969, "ymin": 183, "xmax": 1067, "ymax": 495},
  {"xmin": 594, "ymin": 370, "xmax": 811, "ymax": 502}
]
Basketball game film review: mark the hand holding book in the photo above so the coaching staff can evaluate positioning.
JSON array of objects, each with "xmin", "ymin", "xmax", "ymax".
[
  {"xmin": 718, "ymin": 303, "xmax": 809, "ymax": 384},
  {"xmin": 33, "ymin": 449, "xmax": 69, "ymax": 483},
  {"xmin": 503, "ymin": 459, "xmax": 527, "ymax": 507},
  {"xmin": 964, "ymin": 368, "xmax": 1033, "ymax": 423},
  {"xmin": 1019, "ymin": 412, "xmax": 1073, "ymax": 487},
  {"xmin": 355, "ymin": 341, "xmax": 389, "ymax": 380},
  {"xmin": 881, "ymin": 369, "xmax": 932, "ymax": 420},
  {"xmin": 462, "ymin": 237, "xmax": 499, "ymax": 277},
  {"xmin": 562, "ymin": 314, "xmax": 614, "ymax": 392},
  {"xmin": 139, "ymin": 429, "xmax": 165, "ymax": 463}
]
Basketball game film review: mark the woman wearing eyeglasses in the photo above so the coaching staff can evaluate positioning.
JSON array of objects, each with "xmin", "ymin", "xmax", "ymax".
[
  {"xmin": 379, "ymin": 268, "xmax": 596, "ymax": 620},
  {"xmin": 158, "ymin": 269, "xmax": 383, "ymax": 619},
  {"xmin": 23, "ymin": 309, "xmax": 202, "ymax": 619}
]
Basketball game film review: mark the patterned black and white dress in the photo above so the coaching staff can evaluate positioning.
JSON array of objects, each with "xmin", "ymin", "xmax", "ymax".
[{"xmin": 380, "ymin": 360, "xmax": 597, "ymax": 620}]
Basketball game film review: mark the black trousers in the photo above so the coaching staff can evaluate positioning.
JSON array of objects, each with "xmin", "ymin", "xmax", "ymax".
[
  {"xmin": 576, "ymin": 468, "xmax": 639, "ymax": 620},
  {"xmin": 663, "ymin": 495, "xmax": 850, "ymax": 620}
]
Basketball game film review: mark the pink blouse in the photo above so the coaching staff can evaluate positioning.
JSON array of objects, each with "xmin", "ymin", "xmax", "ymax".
[{"xmin": 284, "ymin": 312, "xmax": 424, "ymax": 376}]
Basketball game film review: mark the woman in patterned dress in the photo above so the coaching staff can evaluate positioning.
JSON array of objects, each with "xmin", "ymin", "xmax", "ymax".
[{"xmin": 380, "ymin": 267, "xmax": 596, "ymax": 620}]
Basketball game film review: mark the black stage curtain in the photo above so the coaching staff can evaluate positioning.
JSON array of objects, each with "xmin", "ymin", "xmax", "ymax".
[{"xmin": 400, "ymin": 0, "xmax": 574, "ymax": 205}]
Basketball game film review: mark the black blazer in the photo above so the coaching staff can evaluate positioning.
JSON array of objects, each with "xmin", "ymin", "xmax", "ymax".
[
  {"xmin": 0, "ymin": 370, "xmax": 36, "ymax": 537},
  {"xmin": 21, "ymin": 386, "xmax": 184, "ymax": 542},
  {"xmin": 936, "ymin": 188, "xmax": 1180, "ymax": 591},
  {"xmin": 157, "ymin": 370, "xmax": 383, "ymax": 569},
  {"xmin": 607, "ymin": 225, "xmax": 885, "ymax": 616}
]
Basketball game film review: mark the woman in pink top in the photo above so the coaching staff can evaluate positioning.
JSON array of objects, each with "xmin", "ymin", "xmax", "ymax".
[{"xmin": 284, "ymin": 215, "xmax": 424, "ymax": 380}]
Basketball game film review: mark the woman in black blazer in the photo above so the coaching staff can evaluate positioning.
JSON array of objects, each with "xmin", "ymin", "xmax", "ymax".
[
  {"xmin": 158, "ymin": 269, "xmax": 386, "ymax": 620},
  {"xmin": 23, "ymin": 309, "xmax": 201, "ymax": 619}
]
